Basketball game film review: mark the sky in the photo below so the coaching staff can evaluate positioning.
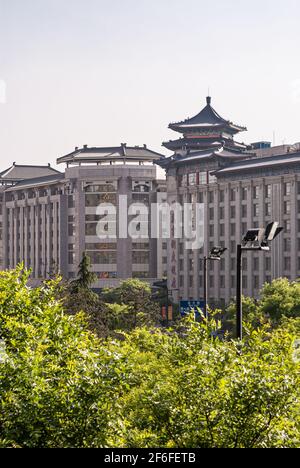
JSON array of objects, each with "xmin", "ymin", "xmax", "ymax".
[{"xmin": 0, "ymin": 0, "xmax": 300, "ymax": 169}]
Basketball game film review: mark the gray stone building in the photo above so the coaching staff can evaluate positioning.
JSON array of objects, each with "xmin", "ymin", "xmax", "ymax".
[
  {"xmin": 158, "ymin": 97, "xmax": 300, "ymax": 307},
  {"xmin": 0, "ymin": 145, "xmax": 167, "ymax": 288}
]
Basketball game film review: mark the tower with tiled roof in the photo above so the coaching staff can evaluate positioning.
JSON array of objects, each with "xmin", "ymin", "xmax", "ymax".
[{"xmin": 163, "ymin": 96, "xmax": 248, "ymax": 153}]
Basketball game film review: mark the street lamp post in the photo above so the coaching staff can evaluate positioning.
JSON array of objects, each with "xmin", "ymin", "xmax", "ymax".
[
  {"xmin": 236, "ymin": 222, "xmax": 283, "ymax": 340},
  {"xmin": 204, "ymin": 247, "xmax": 227, "ymax": 320}
]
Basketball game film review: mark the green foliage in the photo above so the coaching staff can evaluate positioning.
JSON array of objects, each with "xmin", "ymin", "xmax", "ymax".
[
  {"xmin": 260, "ymin": 278, "xmax": 300, "ymax": 321},
  {"xmin": 0, "ymin": 268, "xmax": 299, "ymax": 448},
  {"xmin": 0, "ymin": 267, "xmax": 122, "ymax": 448},
  {"xmin": 71, "ymin": 252, "xmax": 97, "ymax": 293},
  {"xmin": 109, "ymin": 319, "xmax": 300, "ymax": 448},
  {"xmin": 102, "ymin": 279, "xmax": 161, "ymax": 330}
]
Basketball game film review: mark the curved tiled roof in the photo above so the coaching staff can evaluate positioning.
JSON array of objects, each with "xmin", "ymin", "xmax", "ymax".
[{"xmin": 169, "ymin": 97, "xmax": 247, "ymax": 134}]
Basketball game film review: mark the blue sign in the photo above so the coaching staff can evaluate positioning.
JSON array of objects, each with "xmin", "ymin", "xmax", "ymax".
[{"xmin": 180, "ymin": 300, "xmax": 205, "ymax": 317}]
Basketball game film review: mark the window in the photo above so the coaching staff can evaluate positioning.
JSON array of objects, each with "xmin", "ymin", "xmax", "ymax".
[
  {"xmin": 265, "ymin": 185, "xmax": 271, "ymax": 199},
  {"xmin": 68, "ymin": 252, "xmax": 75, "ymax": 265},
  {"xmin": 284, "ymin": 182, "xmax": 291, "ymax": 196},
  {"xmin": 265, "ymin": 203, "xmax": 271, "ymax": 216},
  {"xmin": 242, "ymin": 187, "xmax": 248, "ymax": 201},
  {"xmin": 209, "ymin": 208, "xmax": 214, "ymax": 220},
  {"xmin": 265, "ymin": 257, "xmax": 271, "ymax": 271},
  {"xmin": 132, "ymin": 251, "xmax": 150, "ymax": 264},
  {"xmin": 87, "ymin": 251, "xmax": 117, "ymax": 265},
  {"xmin": 242, "ymin": 205, "xmax": 247, "ymax": 218},
  {"xmin": 284, "ymin": 238, "xmax": 291, "ymax": 252},
  {"xmin": 284, "ymin": 201, "xmax": 291, "ymax": 215},
  {"xmin": 284, "ymin": 257, "xmax": 291, "ymax": 271},
  {"xmin": 230, "ymin": 188, "xmax": 236, "ymax": 202},
  {"xmin": 253, "ymin": 204, "xmax": 259, "ymax": 217},
  {"xmin": 68, "ymin": 195, "xmax": 74, "ymax": 208},
  {"xmin": 209, "ymin": 224, "xmax": 214, "ymax": 237},
  {"xmin": 254, "ymin": 276, "xmax": 259, "ymax": 289},
  {"xmin": 133, "ymin": 272, "xmax": 150, "ymax": 279},
  {"xmin": 219, "ymin": 207, "xmax": 225, "ymax": 219},
  {"xmin": 199, "ymin": 172, "xmax": 207, "ymax": 185},
  {"xmin": 219, "ymin": 190, "xmax": 225, "ymax": 203},
  {"xmin": 86, "ymin": 243, "xmax": 117, "ymax": 250},
  {"xmin": 220, "ymin": 276, "xmax": 225, "ymax": 288},
  {"xmin": 220, "ymin": 223, "xmax": 225, "ymax": 237},
  {"xmin": 242, "ymin": 257, "xmax": 248, "ymax": 270},
  {"xmin": 253, "ymin": 186, "xmax": 259, "ymax": 199},
  {"xmin": 230, "ymin": 206, "xmax": 236, "ymax": 218},
  {"xmin": 209, "ymin": 191, "xmax": 214, "ymax": 203},
  {"xmin": 253, "ymin": 257, "xmax": 259, "ymax": 271},
  {"xmin": 242, "ymin": 276, "xmax": 248, "ymax": 289},
  {"xmin": 230, "ymin": 224, "xmax": 236, "ymax": 236},
  {"xmin": 189, "ymin": 173, "xmax": 197, "ymax": 186},
  {"xmin": 284, "ymin": 220, "xmax": 291, "ymax": 232},
  {"xmin": 85, "ymin": 193, "xmax": 117, "ymax": 207},
  {"xmin": 86, "ymin": 182, "xmax": 117, "ymax": 193}
]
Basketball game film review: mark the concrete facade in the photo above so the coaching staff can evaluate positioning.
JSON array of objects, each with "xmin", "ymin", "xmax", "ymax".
[{"xmin": 0, "ymin": 147, "xmax": 167, "ymax": 288}]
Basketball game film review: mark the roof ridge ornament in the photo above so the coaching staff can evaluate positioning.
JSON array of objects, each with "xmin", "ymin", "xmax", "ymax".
[{"xmin": 206, "ymin": 96, "xmax": 212, "ymax": 105}]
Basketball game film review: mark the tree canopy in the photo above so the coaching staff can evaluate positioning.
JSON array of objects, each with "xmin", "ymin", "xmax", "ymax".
[{"xmin": 0, "ymin": 268, "xmax": 299, "ymax": 448}]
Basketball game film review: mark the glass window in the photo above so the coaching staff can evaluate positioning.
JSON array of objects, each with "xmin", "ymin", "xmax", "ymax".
[
  {"xmin": 284, "ymin": 182, "xmax": 291, "ymax": 196},
  {"xmin": 132, "ymin": 251, "xmax": 150, "ymax": 264},
  {"xmin": 284, "ymin": 201, "xmax": 291, "ymax": 215},
  {"xmin": 199, "ymin": 172, "xmax": 207, "ymax": 185},
  {"xmin": 284, "ymin": 257, "xmax": 291, "ymax": 271},
  {"xmin": 87, "ymin": 251, "xmax": 117, "ymax": 264},
  {"xmin": 253, "ymin": 186, "xmax": 259, "ymax": 199},
  {"xmin": 265, "ymin": 185, "xmax": 271, "ymax": 199},
  {"xmin": 242, "ymin": 187, "xmax": 248, "ymax": 201},
  {"xmin": 189, "ymin": 173, "xmax": 197, "ymax": 186},
  {"xmin": 85, "ymin": 193, "xmax": 117, "ymax": 207}
]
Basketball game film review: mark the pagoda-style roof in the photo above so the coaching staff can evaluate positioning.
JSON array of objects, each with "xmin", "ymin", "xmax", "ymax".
[
  {"xmin": 163, "ymin": 136, "xmax": 248, "ymax": 152},
  {"xmin": 168, "ymin": 97, "xmax": 247, "ymax": 135},
  {"xmin": 157, "ymin": 146, "xmax": 253, "ymax": 170},
  {"xmin": 0, "ymin": 163, "xmax": 61, "ymax": 185},
  {"xmin": 57, "ymin": 144, "xmax": 165, "ymax": 166}
]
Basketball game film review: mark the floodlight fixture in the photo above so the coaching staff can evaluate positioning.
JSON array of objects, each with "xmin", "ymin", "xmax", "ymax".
[
  {"xmin": 236, "ymin": 221, "xmax": 283, "ymax": 340},
  {"xmin": 242, "ymin": 228, "xmax": 265, "ymax": 246},
  {"xmin": 209, "ymin": 246, "xmax": 227, "ymax": 260}
]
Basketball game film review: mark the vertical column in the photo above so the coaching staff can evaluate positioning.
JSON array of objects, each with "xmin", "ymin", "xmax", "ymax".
[
  {"xmin": 59, "ymin": 194, "xmax": 69, "ymax": 278},
  {"xmin": 118, "ymin": 176, "xmax": 132, "ymax": 279},
  {"xmin": 290, "ymin": 177, "xmax": 297, "ymax": 280}
]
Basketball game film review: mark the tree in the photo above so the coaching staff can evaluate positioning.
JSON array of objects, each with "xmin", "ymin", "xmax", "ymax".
[
  {"xmin": 260, "ymin": 278, "xmax": 300, "ymax": 322},
  {"xmin": 109, "ymin": 319, "xmax": 300, "ymax": 448},
  {"xmin": 101, "ymin": 279, "xmax": 161, "ymax": 330},
  {"xmin": 0, "ymin": 267, "xmax": 124, "ymax": 448},
  {"xmin": 1, "ymin": 267, "xmax": 299, "ymax": 448},
  {"xmin": 71, "ymin": 252, "xmax": 97, "ymax": 293}
]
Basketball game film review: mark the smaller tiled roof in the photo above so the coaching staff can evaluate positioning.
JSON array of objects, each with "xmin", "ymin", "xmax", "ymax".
[
  {"xmin": 57, "ymin": 144, "xmax": 165, "ymax": 165},
  {"xmin": 5, "ymin": 173, "xmax": 65, "ymax": 192},
  {"xmin": 213, "ymin": 151, "xmax": 300, "ymax": 176},
  {"xmin": 0, "ymin": 164, "xmax": 61, "ymax": 182},
  {"xmin": 157, "ymin": 147, "xmax": 251, "ymax": 169}
]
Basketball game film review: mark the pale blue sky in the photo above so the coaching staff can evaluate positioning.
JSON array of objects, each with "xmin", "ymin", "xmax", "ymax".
[{"xmin": 0, "ymin": 0, "xmax": 300, "ymax": 168}]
